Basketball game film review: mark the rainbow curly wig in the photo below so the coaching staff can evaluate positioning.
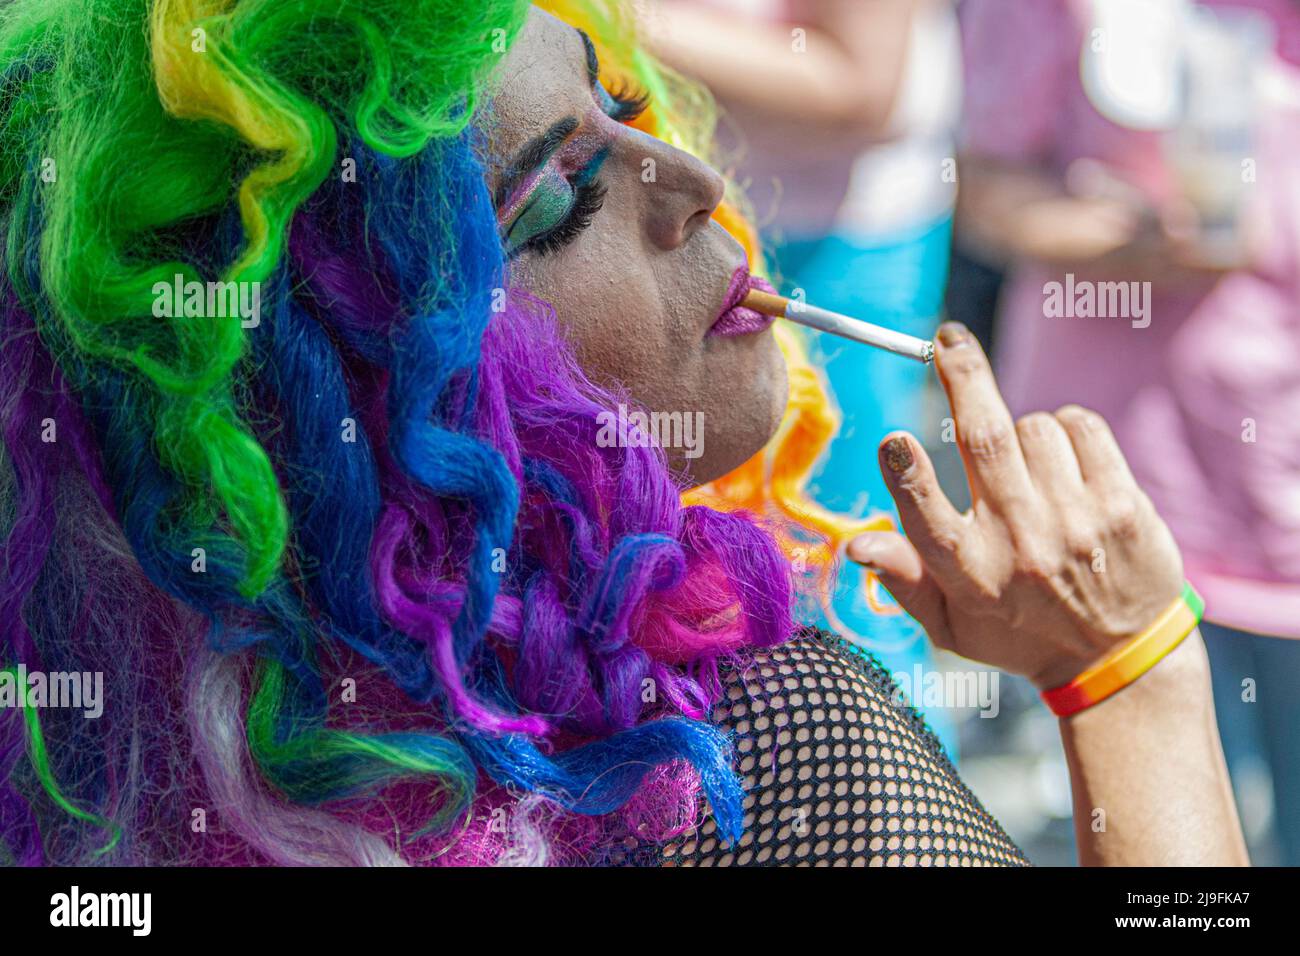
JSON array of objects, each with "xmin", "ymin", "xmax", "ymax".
[{"xmin": 0, "ymin": 0, "xmax": 891, "ymax": 865}]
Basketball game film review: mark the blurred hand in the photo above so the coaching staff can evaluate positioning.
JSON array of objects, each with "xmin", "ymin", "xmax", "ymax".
[
  {"xmin": 1014, "ymin": 194, "xmax": 1144, "ymax": 263},
  {"xmin": 847, "ymin": 323, "xmax": 1185, "ymax": 690},
  {"xmin": 1023, "ymin": 197, "xmax": 1246, "ymax": 282}
]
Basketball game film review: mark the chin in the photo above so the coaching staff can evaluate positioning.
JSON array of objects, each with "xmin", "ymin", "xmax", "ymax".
[{"xmin": 681, "ymin": 337, "xmax": 790, "ymax": 486}]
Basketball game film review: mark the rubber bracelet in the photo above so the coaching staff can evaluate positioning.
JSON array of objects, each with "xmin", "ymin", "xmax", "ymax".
[{"xmin": 1041, "ymin": 582, "xmax": 1204, "ymax": 717}]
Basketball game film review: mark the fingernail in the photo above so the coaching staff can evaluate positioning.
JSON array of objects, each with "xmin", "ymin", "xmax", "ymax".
[
  {"xmin": 882, "ymin": 436, "xmax": 914, "ymax": 475},
  {"xmin": 936, "ymin": 322, "xmax": 971, "ymax": 348}
]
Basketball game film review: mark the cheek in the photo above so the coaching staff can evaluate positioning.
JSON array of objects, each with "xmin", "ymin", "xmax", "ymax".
[
  {"xmin": 510, "ymin": 224, "xmax": 683, "ymax": 399},
  {"xmin": 660, "ymin": 333, "xmax": 788, "ymax": 483}
]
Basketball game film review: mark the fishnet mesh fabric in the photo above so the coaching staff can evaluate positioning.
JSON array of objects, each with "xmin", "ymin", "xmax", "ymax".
[{"xmin": 658, "ymin": 630, "xmax": 1031, "ymax": 867}]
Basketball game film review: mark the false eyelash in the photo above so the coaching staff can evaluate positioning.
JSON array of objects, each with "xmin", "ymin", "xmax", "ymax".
[
  {"xmin": 604, "ymin": 79, "xmax": 651, "ymax": 124},
  {"xmin": 525, "ymin": 179, "xmax": 608, "ymax": 257}
]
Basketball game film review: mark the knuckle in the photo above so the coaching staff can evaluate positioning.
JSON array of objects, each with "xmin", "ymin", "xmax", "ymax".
[
  {"xmin": 1110, "ymin": 518, "xmax": 1141, "ymax": 545},
  {"xmin": 895, "ymin": 472, "xmax": 932, "ymax": 504},
  {"xmin": 1104, "ymin": 496, "xmax": 1143, "ymax": 540},
  {"xmin": 1063, "ymin": 523, "xmax": 1101, "ymax": 563},
  {"xmin": 1015, "ymin": 412, "xmax": 1057, "ymax": 443},
  {"xmin": 927, "ymin": 526, "xmax": 964, "ymax": 558},
  {"xmin": 1013, "ymin": 544, "xmax": 1060, "ymax": 584},
  {"xmin": 997, "ymin": 496, "xmax": 1041, "ymax": 539},
  {"xmin": 964, "ymin": 419, "xmax": 1015, "ymax": 464},
  {"xmin": 945, "ymin": 351, "xmax": 989, "ymax": 379},
  {"xmin": 967, "ymin": 576, "xmax": 1003, "ymax": 606},
  {"xmin": 1007, "ymin": 522, "xmax": 1061, "ymax": 582},
  {"xmin": 1055, "ymin": 404, "xmax": 1106, "ymax": 435}
]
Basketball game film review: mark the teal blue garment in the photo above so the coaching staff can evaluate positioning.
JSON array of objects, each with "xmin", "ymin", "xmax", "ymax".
[
  {"xmin": 772, "ymin": 213, "xmax": 959, "ymax": 755},
  {"xmin": 1200, "ymin": 621, "xmax": 1300, "ymax": 865}
]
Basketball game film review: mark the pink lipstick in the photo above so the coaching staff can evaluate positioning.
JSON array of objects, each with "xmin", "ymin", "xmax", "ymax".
[{"xmin": 709, "ymin": 269, "xmax": 776, "ymax": 338}]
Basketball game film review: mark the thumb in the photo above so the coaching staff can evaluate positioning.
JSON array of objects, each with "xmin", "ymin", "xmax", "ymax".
[
  {"xmin": 846, "ymin": 531, "xmax": 955, "ymax": 651},
  {"xmin": 847, "ymin": 530, "xmax": 921, "ymax": 581}
]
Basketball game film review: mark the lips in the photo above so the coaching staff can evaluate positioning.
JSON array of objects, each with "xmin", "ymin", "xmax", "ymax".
[{"xmin": 708, "ymin": 268, "xmax": 777, "ymax": 338}]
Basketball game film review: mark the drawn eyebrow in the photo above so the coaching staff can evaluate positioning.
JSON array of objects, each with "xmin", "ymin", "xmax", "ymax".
[
  {"xmin": 493, "ymin": 27, "xmax": 597, "ymax": 212},
  {"xmin": 494, "ymin": 116, "xmax": 580, "ymax": 212}
]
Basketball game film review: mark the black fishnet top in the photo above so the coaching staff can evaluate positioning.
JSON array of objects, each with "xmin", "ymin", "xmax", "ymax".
[{"xmin": 648, "ymin": 629, "xmax": 1031, "ymax": 867}]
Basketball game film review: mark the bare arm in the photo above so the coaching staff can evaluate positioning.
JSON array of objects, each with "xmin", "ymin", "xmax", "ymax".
[
  {"xmin": 956, "ymin": 154, "xmax": 1236, "ymax": 282},
  {"xmin": 954, "ymin": 155, "xmax": 1138, "ymax": 267},
  {"xmin": 847, "ymin": 323, "xmax": 1249, "ymax": 866},
  {"xmin": 1062, "ymin": 630, "xmax": 1247, "ymax": 865},
  {"xmin": 642, "ymin": 0, "xmax": 916, "ymax": 134}
]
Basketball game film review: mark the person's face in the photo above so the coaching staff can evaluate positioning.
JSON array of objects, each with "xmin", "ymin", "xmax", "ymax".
[{"xmin": 485, "ymin": 8, "xmax": 787, "ymax": 484}]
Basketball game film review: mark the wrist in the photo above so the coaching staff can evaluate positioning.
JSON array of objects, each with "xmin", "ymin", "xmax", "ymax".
[
  {"xmin": 1041, "ymin": 583, "xmax": 1203, "ymax": 716},
  {"xmin": 1117, "ymin": 625, "xmax": 1210, "ymax": 698},
  {"xmin": 1061, "ymin": 627, "xmax": 1211, "ymax": 722}
]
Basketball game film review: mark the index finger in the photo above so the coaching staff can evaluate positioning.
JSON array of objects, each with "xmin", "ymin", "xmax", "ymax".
[{"xmin": 932, "ymin": 322, "xmax": 1036, "ymax": 514}]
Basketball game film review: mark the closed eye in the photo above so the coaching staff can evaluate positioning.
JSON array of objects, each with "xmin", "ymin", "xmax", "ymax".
[{"xmin": 499, "ymin": 28, "xmax": 655, "ymax": 258}]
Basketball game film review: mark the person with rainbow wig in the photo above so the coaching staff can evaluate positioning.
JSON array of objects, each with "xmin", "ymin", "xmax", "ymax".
[{"xmin": 0, "ymin": 0, "xmax": 1249, "ymax": 866}]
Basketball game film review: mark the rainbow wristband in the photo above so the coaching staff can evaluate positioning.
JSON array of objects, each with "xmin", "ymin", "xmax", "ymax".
[{"xmin": 1041, "ymin": 582, "xmax": 1204, "ymax": 717}]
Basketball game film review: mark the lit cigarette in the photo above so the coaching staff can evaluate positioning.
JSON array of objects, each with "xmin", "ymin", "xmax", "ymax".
[{"xmin": 742, "ymin": 289, "xmax": 935, "ymax": 364}]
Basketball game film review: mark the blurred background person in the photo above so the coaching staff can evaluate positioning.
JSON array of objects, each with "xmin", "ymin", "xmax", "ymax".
[
  {"xmin": 957, "ymin": 0, "xmax": 1300, "ymax": 864},
  {"xmin": 642, "ymin": 0, "xmax": 966, "ymax": 751}
]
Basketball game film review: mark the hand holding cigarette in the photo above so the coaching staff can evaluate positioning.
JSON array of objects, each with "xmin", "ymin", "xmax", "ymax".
[{"xmin": 844, "ymin": 321, "xmax": 1185, "ymax": 691}]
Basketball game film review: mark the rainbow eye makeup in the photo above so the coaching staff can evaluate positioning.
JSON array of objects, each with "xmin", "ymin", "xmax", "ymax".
[
  {"xmin": 493, "ymin": 29, "xmax": 651, "ymax": 259},
  {"xmin": 496, "ymin": 117, "xmax": 615, "ymax": 258}
]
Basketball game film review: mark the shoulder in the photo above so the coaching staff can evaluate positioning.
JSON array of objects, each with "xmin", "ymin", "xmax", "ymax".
[{"xmin": 658, "ymin": 628, "xmax": 1030, "ymax": 867}]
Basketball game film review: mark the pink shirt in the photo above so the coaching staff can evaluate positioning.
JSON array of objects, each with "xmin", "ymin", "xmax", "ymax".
[{"xmin": 962, "ymin": 0, "xmax": 1300, "ymax": 636}]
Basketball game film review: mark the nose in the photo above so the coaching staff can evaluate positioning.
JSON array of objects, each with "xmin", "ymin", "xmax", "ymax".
[{"xmin": 632, "ymin": 133, "xmax": 727, "ymax": 251}]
